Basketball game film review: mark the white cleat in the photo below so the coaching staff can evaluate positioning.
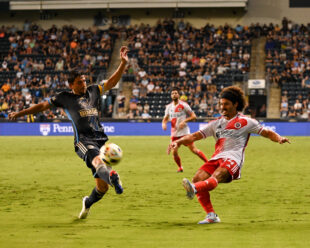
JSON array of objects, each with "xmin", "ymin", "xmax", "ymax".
[
  {"xmin": 198, "ymin": 212, "xmax": 221, "ymax": 224},
  {"xmin": 182, "ymin": 178, "xmax": 196, "ymax": 200},
  {"xmin": 78, "ymin": 196, "xmax": 90, "ymax": 219}
]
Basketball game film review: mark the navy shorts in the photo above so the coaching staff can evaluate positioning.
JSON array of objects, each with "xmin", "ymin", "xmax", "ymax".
[{"xmin": 75, "ymin": 138, "xmax": 107, "ymax": 178}]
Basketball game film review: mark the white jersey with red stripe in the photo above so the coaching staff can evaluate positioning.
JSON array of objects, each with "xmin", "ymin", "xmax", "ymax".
[
  {"xmin": 199, "ymin": 114, "xmax": 264, "ymax": 168},
  {"xmin": 164, "ymin": 100, "xmax": 193, "ymax": 137}
]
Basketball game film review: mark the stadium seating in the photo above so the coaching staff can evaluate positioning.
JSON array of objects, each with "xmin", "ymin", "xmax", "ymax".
[
  {"xmin": 123, "ymin": 20, "xmax": 252, "ymax": 118},
  {"xmin": 265, "ymin": 22, "xmax": 310, "ymax": 119},
  {"xmin": 0, "ymin": 24, "xmax": 117, "ymax": 119}
]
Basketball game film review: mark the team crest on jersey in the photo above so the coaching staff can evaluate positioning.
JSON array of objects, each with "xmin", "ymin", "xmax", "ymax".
[
  {"xmin": 234, "ymin": 122, "xmax": 242, "ymax": 129},
  {"xmin": 78, "ymin": 97, "xmax": 89, "ymax": 108}
]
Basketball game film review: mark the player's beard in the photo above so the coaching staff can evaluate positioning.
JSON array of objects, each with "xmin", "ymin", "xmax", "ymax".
[{"xmin": 173, "ymin": 98, "xmax": 179, "ymax": 104}]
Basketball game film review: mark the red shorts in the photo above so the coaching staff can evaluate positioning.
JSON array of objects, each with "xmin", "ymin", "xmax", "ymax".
[
  {"xmin": 171, "ymin": 136, "xmax": 193, "ymax": 146},
  {"xmin": 199, "ymin": 158, "xmax": 240, "ymax": 181}
]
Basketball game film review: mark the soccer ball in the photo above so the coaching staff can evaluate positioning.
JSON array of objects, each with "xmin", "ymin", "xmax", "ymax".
[{"xmin": 100, "ymin": 143, "xmax": 123, "ymax": 166}]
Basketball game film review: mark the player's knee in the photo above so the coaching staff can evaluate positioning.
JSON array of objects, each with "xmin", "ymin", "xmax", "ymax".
[
  {"xmin": 92, "ymin": 156, "xmax": 103, "ymax": 167},
  {"xmin": 96, "ymin": 179, "xmax": 109, "ymax": 193}
]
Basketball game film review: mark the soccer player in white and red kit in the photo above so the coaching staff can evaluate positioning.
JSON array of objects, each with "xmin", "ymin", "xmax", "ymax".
[
  {"xmin": 162, "ymin": 87, "xmax": 207, "ymax": 172},
  {"xmin": 168, "ymin": 86, "xmax": 290, "ymax": 224}
]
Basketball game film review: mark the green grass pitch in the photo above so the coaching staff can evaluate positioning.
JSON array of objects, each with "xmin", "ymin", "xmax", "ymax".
[{"xmin": 0, "ymin": 136, "xmax": 310, "ymax": 248}]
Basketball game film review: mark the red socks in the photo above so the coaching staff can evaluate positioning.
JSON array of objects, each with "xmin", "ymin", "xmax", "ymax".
[
  {"xmin": 194, "ymin": 177, "xmax": 218, "ymax": 193},
  {"xmin": 197, "ymin": 150, "xmax": 208, "ymax": 162},
  {"xmin": 197, "ymin": 191, "xmax": 214, "ymax": 213},
  {"xmin": 173, "ymin": 155, "xmax": 182, "ymax": 168},
  {"xmin": 195, "ymin": 177, "xmax": 218, "ymax": 214}
]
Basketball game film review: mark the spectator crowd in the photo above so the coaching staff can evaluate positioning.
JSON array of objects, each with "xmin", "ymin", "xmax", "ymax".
[
  {"xmin": 122, "ymin": 19, "xmax": 253, "ymax": 118},
  {"xmin": 0, "ymin": 21, "xmax": 118, "ymax": 120},
  {"xmin": 0, "ymin": 18, "xmax": 309, "ymax": 120},
  {"xmin": 264, "ymin": 18, "xmax": 310, "ymax": 119}
]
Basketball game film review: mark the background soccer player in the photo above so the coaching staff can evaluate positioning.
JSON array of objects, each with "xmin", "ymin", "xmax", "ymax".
[
  {"xmin": 9, "ymin": 46, "xmax": 129, "ymax": 219},
  {"xmin": 168, "ymin": 86, "xmax": 290, "ymax": 224},
  {"xmin": 162, "ymin": 87, "xmax": 207, "ymax": 172}
]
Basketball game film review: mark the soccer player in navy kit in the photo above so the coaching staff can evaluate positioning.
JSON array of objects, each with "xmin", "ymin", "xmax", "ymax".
[{"xmin": 9, "ymin": 46, "xmax": 129, "ymax": 219}]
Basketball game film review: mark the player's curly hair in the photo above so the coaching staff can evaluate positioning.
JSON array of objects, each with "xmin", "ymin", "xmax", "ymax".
[
  {"xmin": 220, "ymin": 86, "xmax": 246, "ymax": 111},
  {"xmin": 68, "ymin": 70, "xmax": 82, "ymax": 84}
]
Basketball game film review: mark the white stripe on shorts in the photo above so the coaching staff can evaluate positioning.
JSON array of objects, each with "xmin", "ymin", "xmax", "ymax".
[{"xmin": 77, "ymin": 142, "xmax": 87, "ymax": 154}]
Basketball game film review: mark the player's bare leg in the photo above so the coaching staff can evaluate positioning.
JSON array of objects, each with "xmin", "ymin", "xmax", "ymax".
[
  {"xmin": 187, "ymin": 143, "xmax": 208, "ymax": 162},
  {"xmin": 172, "ymin": 148, "xmax": 183, "ymax": 172}
]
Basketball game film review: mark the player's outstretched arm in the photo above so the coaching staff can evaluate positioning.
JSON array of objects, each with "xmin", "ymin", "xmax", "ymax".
[
  {"xmin": 103, "ymin": 46, "xmax": 129, "ymax": 91},
  {"xmin": 8, "ymin": 101, "xmax": 51, "ymax": 120},
  {"xmin": 167, "ymin": 131, "xmax": 203, "ymax": 154},
  {"xmin": 260, "ymin": 129, "xmax": 291, "ymax": 144}
]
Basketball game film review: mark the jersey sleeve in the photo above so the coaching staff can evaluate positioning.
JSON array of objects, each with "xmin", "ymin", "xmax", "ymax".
[
  {"xmin": 199, "ymin": 120, "xmax": 217, "ymax": 138},
  {"xmin": 184, "ymin": 102, "xmax": 193, "ymax": 115},
  {"xmin": 247, "ymin": 118, "xmax": 264, "ymax": 134},
  {"xmin": 49, "ymin": 92, "xmax": 66, "ymax": 108}
]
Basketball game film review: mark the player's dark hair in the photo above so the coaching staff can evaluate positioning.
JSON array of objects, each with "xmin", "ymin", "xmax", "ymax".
[
  {"xmin": 68, "ymin": 70, "xmax": 82, "ymax": 85},
  {"xmin": 220, "ymin": 86, "xmax": 246, "ymax": 111},
  {"xmin": 171, "ymin": 87, "xmax": 180, "ymax": 94}
]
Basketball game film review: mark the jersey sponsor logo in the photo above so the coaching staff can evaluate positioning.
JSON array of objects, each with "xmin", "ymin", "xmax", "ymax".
[
  {"xmin": 169, "ymin": 111, "xmax": 184, "ymax": 118},
  {"xmin": 40, "ymin": 124, "xmax": 51, "ymax": 136},
  {"xmin": 79, "ymin": 108, "xmax": 98, "ymax": 117},
  {"xmin": 215, "ymin": 128, "xmax": 234, "ymax": 139}
]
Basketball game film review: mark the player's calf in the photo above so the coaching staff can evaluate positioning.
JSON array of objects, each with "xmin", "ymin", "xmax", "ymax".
[{"xmin": 95, "ymin": 163, "xmax": 112, "ymax": 185}]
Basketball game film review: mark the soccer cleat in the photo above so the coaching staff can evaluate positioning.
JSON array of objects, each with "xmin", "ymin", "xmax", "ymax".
[
  {"xmin": 198, "ymin": 212, "xmax": 221, "ymax": 224},
  {"xmin": 182, "ymin": 178, "xmax": 196, "ymax": 199},
  {"xmin": 78, "ymin": 196, "xmax": 90, "ymax": 219},
  {"xmin": 110, "ymin": 170, "xmax": 123, "ymax": 194},
  {"xmin": 177, "ymin": 167, "xmax": 184, "ymax": 173}
]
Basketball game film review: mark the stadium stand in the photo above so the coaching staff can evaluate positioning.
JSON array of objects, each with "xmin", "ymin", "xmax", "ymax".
[
  {"xmin": 0, "ymin": 22, "xmax": 118, "ymax": 120},
  {"xmin": 0, "ymin": 17, "xmax": 309, "ymax": 121},
  {"xmin": 265, "ymin": 19, "xmax": 310, "ymax": 119},
  {"xmin": 122, "ymin": 19, "xmax": 252, "ymax": 118}
]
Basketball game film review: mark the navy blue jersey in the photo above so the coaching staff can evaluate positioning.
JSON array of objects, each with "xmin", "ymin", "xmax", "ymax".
[{"xmin": 49, "ymin": 85, "xmax": 107, "ymax": 143}]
